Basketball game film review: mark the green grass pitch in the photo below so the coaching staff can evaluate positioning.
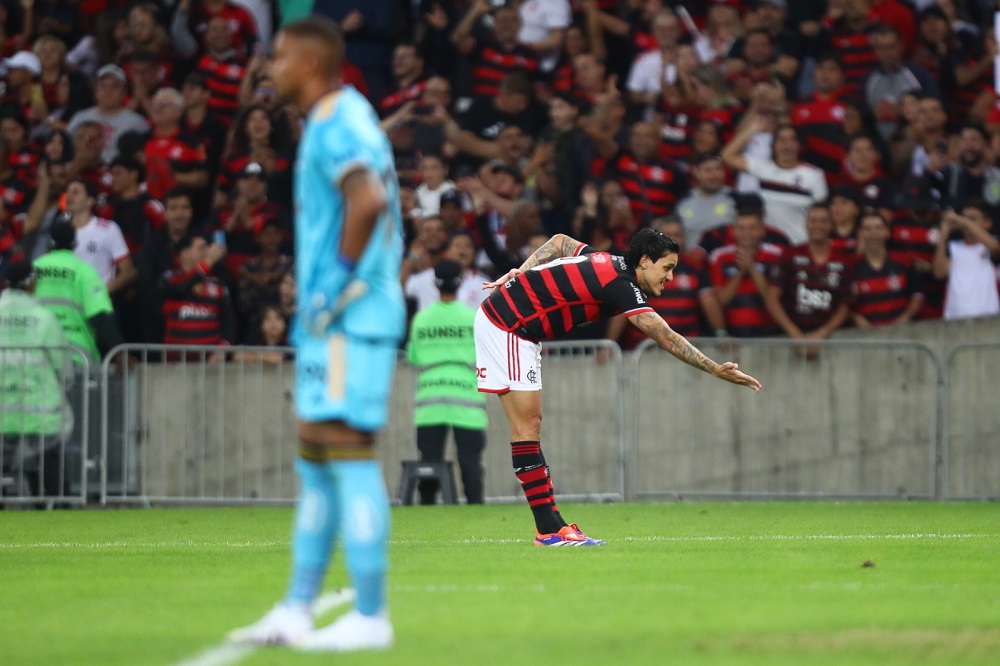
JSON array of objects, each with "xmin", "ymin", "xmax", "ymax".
[{"xmin": 2, "ymin": 502, "xmax": 999, "ymax": 665}]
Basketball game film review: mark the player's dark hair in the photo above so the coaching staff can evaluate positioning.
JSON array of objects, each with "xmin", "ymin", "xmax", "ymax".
[
  {"xmin": 280, "ymin": 16, "xmax": 345, "ymax": 78},
  {"xmin": 623, "ymin": 227, "xmax": 679, "ymax": 270}
]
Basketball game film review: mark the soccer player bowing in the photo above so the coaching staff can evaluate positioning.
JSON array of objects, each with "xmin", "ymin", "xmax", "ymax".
[{"xmin": 476, "ymin": 228, "xmax": 762, "ymax": 546}]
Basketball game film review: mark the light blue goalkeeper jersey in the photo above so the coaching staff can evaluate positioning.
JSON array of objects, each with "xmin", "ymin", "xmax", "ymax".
[{"xmin": 292, "ymin": 85, "xmax": 405, "ymax": 342}]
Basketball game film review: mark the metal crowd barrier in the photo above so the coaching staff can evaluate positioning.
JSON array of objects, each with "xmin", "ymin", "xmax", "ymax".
[
  {"xmin": 100, "ymin": 344, "xmax": 298, "ymax": 506},
  {"xmin": 1, "ymin": 339, "xmax": 995, "ymax": 506},
  {"xmin": 0, "ymin": 345, "xmax": 90, "ymax": 507}
]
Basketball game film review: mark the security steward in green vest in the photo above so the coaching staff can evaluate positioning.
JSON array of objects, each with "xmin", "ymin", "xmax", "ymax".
[
  {"xmin": 406, "ymin": 259, "xmax": 488, "ymax": 504},
  {"xmin": 33, "ymin": 220, "xmax": 123, "ymax": 364},
  {"xmin": 0, "ymin": 260, "xmax": 74, "ymax": 497}
]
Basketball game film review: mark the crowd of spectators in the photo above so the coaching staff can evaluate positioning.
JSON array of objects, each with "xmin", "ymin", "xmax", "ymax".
[{"xmin": 0, "ymin": 0, "xmax": 999, "ymax": 364}]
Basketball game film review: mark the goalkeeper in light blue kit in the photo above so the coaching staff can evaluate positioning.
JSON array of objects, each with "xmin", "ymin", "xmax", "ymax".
[{"xmin": 229, "ymin": 16, "xmax": 404, "ymax": 653}]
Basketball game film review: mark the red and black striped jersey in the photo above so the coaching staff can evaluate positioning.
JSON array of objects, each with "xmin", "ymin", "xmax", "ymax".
[
  {"xmin": 194, "ymin": 53, "xmax": 247, "ymax": 127},
  {"xmin": 791, "ymin": 92, "xmax": 848, "ymax": 175},
  {"xmin": 9, "ymin": 147, "xmax": 40, "ymax": 188},
  {"xmin": 211, "ymin": 200, "xmax": 290, "ymax": 280},
  {"xmin": 887, "ymin": 217, "xmax": 946, "ymax": 318},
  {"xmin": 144, "ymin": 129, "xmax": 208, "ymax": 200},
  {"xmin": 621, "ymin": 253, "xmax": 710, "ymax": 349},
  {"xmin": 480, "ymin": 247, "xmax": 653, "ymax": 342},
  {"xmin": 656, "ymin": 106, "xmax": 699, "ymax": 165},
  {"xmin": 0, "ymin": 172, "xmax": 31, "ymax": 218},
  {"xmin": 770, "ymin": 244, "xmax": 855, "ymax": 332},
  {"xmin": 698, "ymin": 105, "xmax": 743, "ymax": 143},
  {"xmin": 189, "ymin": 1, "xmax": 258, "ymax": 57},
  {"xmin": 216, "ymin": 149, "xmax": 291, "ymax": 196},
  {"xmin": 161, "ymin": 265, "xmax": 235, "ymax": 345},
  {"xmin": 377, "ymin": 79, "xmax": 428, "ymax": 118},
  {"xmin": 949, "ymin": 51, "xmax": 993, "ymax": 125},
  {"xmin": 709, "ymin": 243, "xmax": 783, "ymax": 337},
  {"xmin": 0, "ymin": 224, "xmax": 24, "ymax": 284},
  {"xmin": 99, "ymin": 193, "xmax": 166, "ymax": 256},
  {"xmin": 470, "ymin": 41, "xmax": 541, "ymax": 98},
  {"xmin": 851, "ymin": 257, "xmax": 919, "ymax": 325},
  {"xmin": 825, "ymin": 22, "xmax": 879, "ymax": 94},
  {"xmin": 602, "ymin": 151, "xmax": 689, "ymax": 223}
]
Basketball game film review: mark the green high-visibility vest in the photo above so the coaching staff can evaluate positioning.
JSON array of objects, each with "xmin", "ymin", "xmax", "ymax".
[
  {"xmin": 0, "ymin": 289, "xmax": 73, "ymax": 438},
  {"xmin": 406, "ymin": 300, "xmax": 487, "ymax": 430},
  {"xmin": 33, "ymin": 250, "xmax": 114, "ymax": 362}
]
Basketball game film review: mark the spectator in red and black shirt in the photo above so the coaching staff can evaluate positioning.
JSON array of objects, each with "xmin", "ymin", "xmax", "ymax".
[
  {"xmin": 143, "ymin": 88, "xmax": 210, "ymax": 203},
  {"xmin": 0, "ymin": 106, "xmax": 39, "ymax": 187},
  {"xmin": 184, "ymin": 0, "xmax": 258, "ymax": 59},
  {"xmin": 821, "ymin": 0, "xmax": 880, "ymax": 95},
  {"xmin": 0, "ymin": 222, "xmax": 24, "ymax": 289},
  {"xmin": 104, "ymin": 154, "xmax": 165, "ymax": 256},
  {"xmin": 137, "ymin": 188, "xmax": 197, "ymax": 343},
  {"xmin": 602, "ymin": 120, "xmax": 689, "ymax": 227},
  {"xmin": 709, "ymin": 200, "xmax": 783, "ymax": 338},
  {"xmin": 210, "ymin": 161, "xmax": 290, "ymax": 282},
  {"xmin": 214, "ymin": 104, "xmax": 292, "ymax": 206},
  {"xmin": 451, "ymin": 1, "xmax": 540, "ymax": 99},
  {"xmin": 160, "ymin": 232, "xmax": 235, "ymax": 359},
  {"xmin": 851, "ymin": 210, "xmax": 923, "ymax": 327},
  {"xmin": 765, "ymin": 203, "xmax": 854, "ymax": 344},
  {"xmin": 791, "ymin": 54, "xmax": 850, "ymax": 177},
  {"xmin": 192, "ymin": 15, "xmax": 247, "ymax": 128},
  {"xmin": 181, "ymin": 71, "xmax": 227, "ymax": 180},
  {"xmin": 377, "ymin": 42, "xmax": 428, "ymax": 119},
  {"xmin": 0, "ymin": 135, "xmax": 32, "ymax": 233}
]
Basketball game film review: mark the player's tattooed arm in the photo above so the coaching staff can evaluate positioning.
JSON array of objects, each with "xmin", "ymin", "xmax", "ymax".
[
  {"xmin": 519, "ymin": 233, "xmax": 585, "ymax": 271},
  {"xmin": 628, "ymin": 311, "xmax": 719, "ymax": 374}
]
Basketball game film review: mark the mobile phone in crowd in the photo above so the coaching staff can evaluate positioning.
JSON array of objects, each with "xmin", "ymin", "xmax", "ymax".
[{"xmin": 213, "ymin": 230, "xmax": 226, "ymax": 247}]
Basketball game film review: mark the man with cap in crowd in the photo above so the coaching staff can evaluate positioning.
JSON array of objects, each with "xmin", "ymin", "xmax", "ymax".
[
  {"xmin": 67, "ymin": 64, "xmax": 149, "ymax": 162},
  {"xmin": 2, "ymin": 51, "xmax": 44, "ymax": 124},
  {"xmin": 0, "ymin": 259, "xmax": 75, "ymax": 498},
  {"xmin": 405, "ymin": 258, "xmax": 488, "ymax": 505},
  {"xmin": 33, "ymin": 220, "xmax": 124, "ymax": 365},
  {"xmin": 211, "ymin": 160, "xmax": 291, "ymax": 282}
]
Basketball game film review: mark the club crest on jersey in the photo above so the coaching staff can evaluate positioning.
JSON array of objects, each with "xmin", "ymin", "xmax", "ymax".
[
  {"xmin": 593, "ymin": 253, "xmax": 607, "ymax": 263},
  {"xmin": 526, "ymin": 369, "xmax": 537, "ymax": 384}
]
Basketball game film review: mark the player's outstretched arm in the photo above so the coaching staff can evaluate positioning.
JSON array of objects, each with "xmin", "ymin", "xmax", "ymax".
[
  {"xmin": 483, "ymin": 233, "xmax": 585, "ymax": 290},
  {"xmin": 627, "ymin": 311, "xmax": 762, "ymax": 392}
]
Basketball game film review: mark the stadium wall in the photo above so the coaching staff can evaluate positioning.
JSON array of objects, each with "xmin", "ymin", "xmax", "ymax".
[{"xmin": 127, "ymin": 316, "xmax": 999, "ymax": 504}]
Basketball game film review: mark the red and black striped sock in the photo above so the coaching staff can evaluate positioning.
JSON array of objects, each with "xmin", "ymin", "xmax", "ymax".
[
  {"xmin": 511, "ymin": 440, "xmax": 562, "ymax": 534},
  {"xmin": 540, "ymin": 451, "xmax": 567, "ymax": 527}
]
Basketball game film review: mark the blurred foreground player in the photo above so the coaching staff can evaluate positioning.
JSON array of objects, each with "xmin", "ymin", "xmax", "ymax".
[
  {"xmin": 476, "ymin": 229, "xmax": 762, "ymax": 546},
  {"xmin": 229, "ymin": 17, "xmax": 404, "ymax": 652}
]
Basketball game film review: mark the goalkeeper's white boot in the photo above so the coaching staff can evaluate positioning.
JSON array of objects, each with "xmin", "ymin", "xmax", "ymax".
[
  {"xmin": 297, "ymin": 610, "xmax": 394, "ymax": 652},
  {"xmin": 228, "ymin": 603, "xmax": 312, "ymax": 646}
]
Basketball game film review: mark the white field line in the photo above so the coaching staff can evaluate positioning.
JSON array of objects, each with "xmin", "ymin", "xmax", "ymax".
[
  {"xmin": 1, "ymin": 533, "xmax": 997, "ymax": 549},
  {"xmin": 172, "ymin": 588, "xmax": 354, "ymax": 666}
]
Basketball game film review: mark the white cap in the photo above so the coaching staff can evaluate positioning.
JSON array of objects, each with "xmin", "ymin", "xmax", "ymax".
[
  {"xmin": 96, "ymin": 64, "xmax": 127, "ymax": 83},
  {"xmin": 4, "ymin": 51, "xmax": 41, "ymax": 76}
]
